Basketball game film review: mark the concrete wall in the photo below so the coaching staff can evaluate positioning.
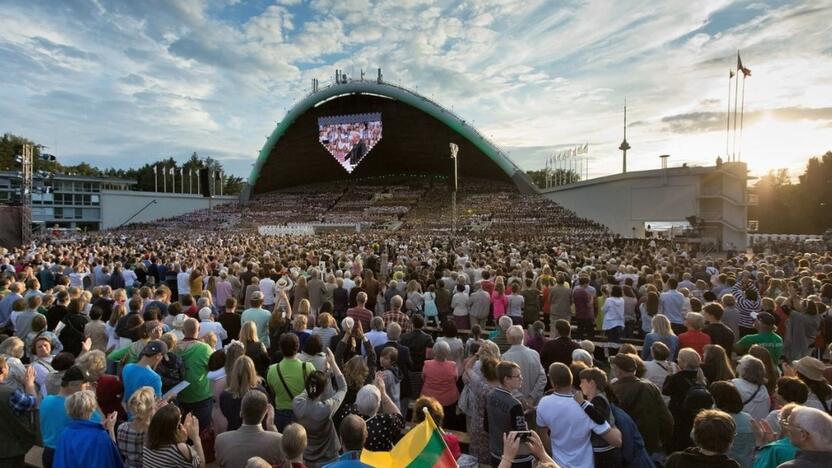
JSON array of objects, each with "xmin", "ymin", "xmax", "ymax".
[
  {"xmin": 541, "ymin": 163, "xmax": 748, "ymax": 250},
  {"xmin": 100, "ymin": 191, "xmax": 236, "ymax": 230}
]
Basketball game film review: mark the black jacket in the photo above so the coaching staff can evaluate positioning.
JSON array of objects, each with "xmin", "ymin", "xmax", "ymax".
[{"xmin": 664, "ymin": 447, "xmax": 740, "ymax": 468}]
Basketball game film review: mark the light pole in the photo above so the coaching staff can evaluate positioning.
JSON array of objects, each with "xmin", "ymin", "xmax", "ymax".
[{"xmin": 450, "ymin": 143, "xmax": 459, "ymax": 239}]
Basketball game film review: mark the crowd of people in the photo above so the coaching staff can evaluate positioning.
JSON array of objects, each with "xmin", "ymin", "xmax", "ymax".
[{"xmin": 0, "ymin": 178, "xmax": 831, "ymax": 468}]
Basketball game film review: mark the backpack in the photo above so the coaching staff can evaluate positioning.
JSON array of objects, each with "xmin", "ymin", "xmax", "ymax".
[{"xmin": 682, "ymin": 378, "xmax": 713, "ymax": 413}]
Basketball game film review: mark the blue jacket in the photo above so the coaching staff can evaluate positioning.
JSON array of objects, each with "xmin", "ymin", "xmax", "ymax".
[{"xmin": 53, "ymin": 419, "xmax": 124, "ymax": 468}]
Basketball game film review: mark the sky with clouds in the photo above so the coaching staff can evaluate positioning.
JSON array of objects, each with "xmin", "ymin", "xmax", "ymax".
[{"xmin": 1, "ymin": 0, "xmax": 831, "ymax": 180}]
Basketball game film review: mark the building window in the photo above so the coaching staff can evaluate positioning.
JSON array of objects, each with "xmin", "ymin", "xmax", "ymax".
[
  {"xmin": 54, "ymin": 207, "xmax": 63, "ymax": 219},
  {"xmin": 91, "ymin": 194, "xmax": 99, "ymax": 205},
  {"xmin": 75, "ymin": 208, "xmax": 83, "ymax": 219}
]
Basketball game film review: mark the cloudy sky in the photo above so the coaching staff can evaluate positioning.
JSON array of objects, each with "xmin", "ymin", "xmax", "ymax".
[{"xmin": 1, "ymin": 0, "xmax": 831, "ymax": 180}]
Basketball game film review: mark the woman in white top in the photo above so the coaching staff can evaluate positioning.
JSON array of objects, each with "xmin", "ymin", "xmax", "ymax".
[
  {"xmin": 435, "ymin": 319, "xmax": 465, "ymax": 376},
  {"xmin": 450, "ymin": 284, "xmax": 470, "ymax": 331},
  {"xmin": 730, "ymin": 355, "xmax": 771, "ymax": 421},
  {"xmin": 601, "ymin": 285, "xmax": 626, "ymax": 343}
]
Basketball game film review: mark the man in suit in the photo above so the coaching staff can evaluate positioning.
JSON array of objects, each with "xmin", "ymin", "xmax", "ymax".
[
  {"xmin": 215, "ymin": 390, "xmax": 284, "ymax": 468},
  {"xmin": 400, "ymin": 314, "xmax": 434, "ymax": 372},
  {"xmin": 347, "ymin": 132, "xmax": 367, "ymax": 166}
]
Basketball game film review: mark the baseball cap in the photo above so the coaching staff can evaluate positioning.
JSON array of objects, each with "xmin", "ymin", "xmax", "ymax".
[
  {"xmin": 141, "ymin": 340, "xmax": 168, "ymax": 357},
  {"xmin": 62, "ymin": 365, "xmax": 93, "ymax": 385},
  {"xmin": 751, "ymin": 312, "xmax": 776, "ymax": 326}
]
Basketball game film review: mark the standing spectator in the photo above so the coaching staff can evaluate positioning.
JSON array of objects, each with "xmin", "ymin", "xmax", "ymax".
[
  {"xmin": 197, "ymin": 307, "xmax": 227, "ymax": 350},
  {"xmin": 241, "ymin": 292, "xmax": 272, "ymax": 348},
  {"xmin": 573, "ymin": 276, "xmax": 596, "ymax": 339},
  {"xmin": 420, "ymin": 341, "xmax": 460, "ymax": 424},
  {"xmin": 731, "ymin": 355, "xmax": 771, "ymax": 421},
  {"xmin": 641, "ymin": 341, "xmax": 678, "ymax": 404},
  {"xmin": 502, "ymin": 325, "xmax": 547, "ymax": 408},
  {"xmin": 677, "ymin": 312, "xmax": 711, "ymax": 358},
  {"xmin": 143, "ymin": 405, "xmax": 205, "ymax": 468},
  {"xmin": 174, "ymin": 318, "xmax": 215, "ymax": 431},
  {"xmin": 292, "ymin": 349, "xmax": 347, "ymax": 466},
  {"xmin": 400, "ymin": 314, "xmax": 434, "ymax": 372},
  {"xmin": 267, "ymin": 333, "xmax": 315, "ymax": 431},
  {"xmin": 486, "ymin": 361, "xmax": 533, "ymax": 467},
  {"xmin": 734, "ymin": 312, "xmax": 783, "ymax": 362},
  {"xmin": 60, "ymin": 298, "xmax": 90, "ymax": 356},
  {"xmin": 702, "ymin": 302, "xmax": 736, "ymax": 353},
  {"xmin": 601, "ymin": 285, "xmax": 625, "ymax": 343},
  {"xmin": 450, "ymin": 284, "xmax": 471, "ymax": 331},
  {"xmin": 382, "ymin": 296, "xmax": 413, "ymax": 334},
  {"xmin": 660, "ymin": 278, "xmax": 686, "ymax": 335},
  {"xmin": 217, "ymin": 298, "xmax": 240, "ymax": 347},
  {"xmin": 642, "ymin": 314, "xmax": 679, "ymax": 361},
  {"xmin": 548, "ymin": 272, "xmax": 572, "ymax": 325},
  {"xmin": 789, "ymin": 356, "xmax": 832, "ymax": 413},
  {"xmin": 578, "ymin": 368, "xmax": 622, "ymax": 468},
  {"xmin": 537, "ymin": 362, "xmax": 622, "ymax": 468},
  {"xmin": 664, "ymin": 409, "xmax": 741, "ymax": 468},
  {"xmin": 52, "ymin": 390, "xmax": 122, "ymax": 468},
  {"xmin": 346, "ymin": 292, "xmax": 373, "ymax": 332},
  {"xmin": 701, "ymin": 344, "xmax": 735, "ymax": 384},
  {"xmin": 0, "ymin": 358, "xmax": 39, "ymax": 467},
  {"xmin": 710, "ymin": 381, "xmax": 755, "ymax": 468},
  {"xmin": 122, "ymin": 341, "xmax": 166, "ymax": 407},
  {"xmin": 468, "ymin": 285, "xmax": 491, "ymax": 329},
  {"xmin": 215, "ymin": 390, "xmax": 284, "ymax": 468},
  {"xmin": 663, "ymin": 348, "xmax": 713, "ymax": 453},
  {"xmin": 506, "ymin": 283, "xmax": 525, "ymax": 326},
  {"xmin": 610, "ymin": 352, "xmax": 674, "ymax": 460},
  {"xmin": 520, "ymin": 279, "xmax": 540, "ymax": 327},
  {"xmin": 777, "ymin": 406, "xmax": 832, "ymax": 468},
  {"xmin": 117, "ymin": 386, "xmax": 156, "ymax": 468},
  {"xmin": 352, "ymin": 380, "xmax": 404, "ymax": 451},
  {"xmin": 732, "ymin": 277, "xmax": 762, "ymax": 337},
  {"xmin": 540, "ymin": 319, "xmax": 579, "ymax": 371},
  {"xmin": 435, "ymin": 319, "xmax": 465, "ymax": 375}
]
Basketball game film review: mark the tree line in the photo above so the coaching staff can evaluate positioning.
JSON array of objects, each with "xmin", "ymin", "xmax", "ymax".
[
  {"xmin": 0, "ymin": 133, "xmax": 245, "ymax": 195},
  {"xmin": 751, "ymin": 151, "xmax": 832, "ymax": 235}
]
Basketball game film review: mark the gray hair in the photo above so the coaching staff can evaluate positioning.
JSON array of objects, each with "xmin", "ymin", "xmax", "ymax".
[
  {"xmin": 386, "ymin": 322, "xmax": 402, "ymax": 340},
  {"xmin": 355, "ymin": 384, "xmax": 381, "ymax": 417},
  {"xmin": 498, "ymin": 315, "xmax": 513, "ymax": 331},
  {"xmin": 572, "ymin": 349, "xmax": 593, "ymax": 367},
  {"xmin": 791, "ymin": 406, "xmax": 832, "ymax": 447},
  {"xmin": 432, "ymin": 340, "xmax": 450, "ymax": 361},
  {"xmin": 506, "ymin": 325, "xmax": 524, "ymax": 345}
]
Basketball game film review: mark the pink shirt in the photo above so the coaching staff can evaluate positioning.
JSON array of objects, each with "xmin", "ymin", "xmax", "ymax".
[
  {"xmin": 491, "ymin": 291, "xmax": 508, "ymax": 319},
  {"xmin": 215, "ymin": 280, "xmax": 234, "ymax": 308},
  {"xmin": 420, "ymin": 360, "xmax": 459, "ymax": 406}
]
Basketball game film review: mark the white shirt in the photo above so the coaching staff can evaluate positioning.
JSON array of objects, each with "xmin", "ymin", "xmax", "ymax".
[
  {"xmin": 536, "ymin": 392, "xmax": 612, "ymax": 468},
  {"xmin": 731, "ymin": 378, "xmax": 770, "ymax": 421},
  {"xmin": 198, "ymin": 320, "xmax": 228, "ymax": 350},
  {"xmin": 259, "ymin": 277, "xmax": 276, "ymax": 306},
  {"xmin": 122, "ymin": 269, "xmax": 138, "ymax": 287},
  {"xmin": 177, "ymin": 272, "xmax": 191, "ymax": 295},
  {"xmin": 365, "ymin": 330, "xmax": 388, "ymax": 352},
  {"xmin": 342, "ymin": 278, "xmax": 356, "ymax": 294},
  {"xmin": 602, "ymin": 297, "xmax": 626, "ymax": 330}
]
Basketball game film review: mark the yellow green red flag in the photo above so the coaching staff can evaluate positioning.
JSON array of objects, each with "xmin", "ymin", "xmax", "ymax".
[{"xmin": 359, "ymin": 412, "xmax": 457, "ymax": 468}]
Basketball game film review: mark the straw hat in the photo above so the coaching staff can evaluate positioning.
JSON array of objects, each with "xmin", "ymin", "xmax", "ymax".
[{"xmin": 791, "ymin": 356, "xmax": 826, "ymax": 382}]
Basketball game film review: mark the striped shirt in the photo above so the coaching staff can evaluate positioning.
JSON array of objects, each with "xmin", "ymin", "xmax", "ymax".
[
  {"xmin": 731, "ymin": 285, "xmax": 760, "ymax": 328},
  {"xmin": 142, "ymin": 444, "xmax": 200, "ymax": 468}
]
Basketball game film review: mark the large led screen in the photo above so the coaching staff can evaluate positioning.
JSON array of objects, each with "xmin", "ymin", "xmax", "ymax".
[{"xmin": 318, "ymin": 113, "xmax": 382, "ymax": 173}]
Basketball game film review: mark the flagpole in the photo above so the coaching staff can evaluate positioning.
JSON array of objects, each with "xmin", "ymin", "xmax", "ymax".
[
  {"xmin": 153, "ymin": 166, "xmax": 158, "ymax": 192},
  {"xmin": 738, "ymin": 74, "xmax": 747, "ymax": 162},
  {"xmin": 726, "ymin": 70, "xmax": 733, "ymax": 161},
  {"xmin": 732, "ymin": 52, "xmax": 740, "ymax": 161},
  {"xmin": 163, "ymin": 167, "xmax": 167, "ymax": 192}
]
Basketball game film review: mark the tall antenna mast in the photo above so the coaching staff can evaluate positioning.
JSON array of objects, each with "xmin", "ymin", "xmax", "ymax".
[{"xmin": 618, "ymin": 99, "xmax": 631, "ymax": 173}]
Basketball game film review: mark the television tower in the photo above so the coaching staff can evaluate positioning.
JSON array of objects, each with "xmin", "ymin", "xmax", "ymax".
[{"xmin": 618, "ymin": 99, "xmax": 630, "ymax": 173}]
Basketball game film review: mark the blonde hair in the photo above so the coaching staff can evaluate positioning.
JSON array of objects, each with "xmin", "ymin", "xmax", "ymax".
[
  {"xmin": 293, "ymin": 314, "xmax": 308, "ymax": 330},
  {"xmin": 685, "ymin": 312, "xmax": 705, "ymax": 330},
  {"xmin": 297, "ymin": 299, "xmax": 311, "ymax": 315},
  {"xmin": 76, "ymin": 350, "xmax": 107, "ymax": 379},
  {"xmin": 240, "ymin": 321, "xmax": 259, "ymax": 345},
  {"xmin": 478, "ymin": 340, "xmax": 501, "ymax": 362},
  {"xmin": 66, "ymin": 389, "xmax": 99, "ymax": 420},
  {"xmin": 228, "ymin": 355, "xmax": 260, "ymax": 399},
  {"xmin": 128, "ymin": 386, "xmax": 157, "ymax": 422},
  {"xmin": 651, "ymin": 314, "xmax": 675, "ymax": 337},
  {"xmin": 0, "ymin": 337, "xmax": 24, "ymax": 359}
]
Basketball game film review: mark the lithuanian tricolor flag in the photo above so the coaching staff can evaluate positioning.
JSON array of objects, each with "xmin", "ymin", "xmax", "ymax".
[{"xmin": 360, "ymin": 412, "xmax": 457, "ymax": 468}]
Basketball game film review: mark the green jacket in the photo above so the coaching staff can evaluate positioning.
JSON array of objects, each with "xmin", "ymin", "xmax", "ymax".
[{"xmin": 174, "ymin": 339, "xmax": 214, "ymax": 403}]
